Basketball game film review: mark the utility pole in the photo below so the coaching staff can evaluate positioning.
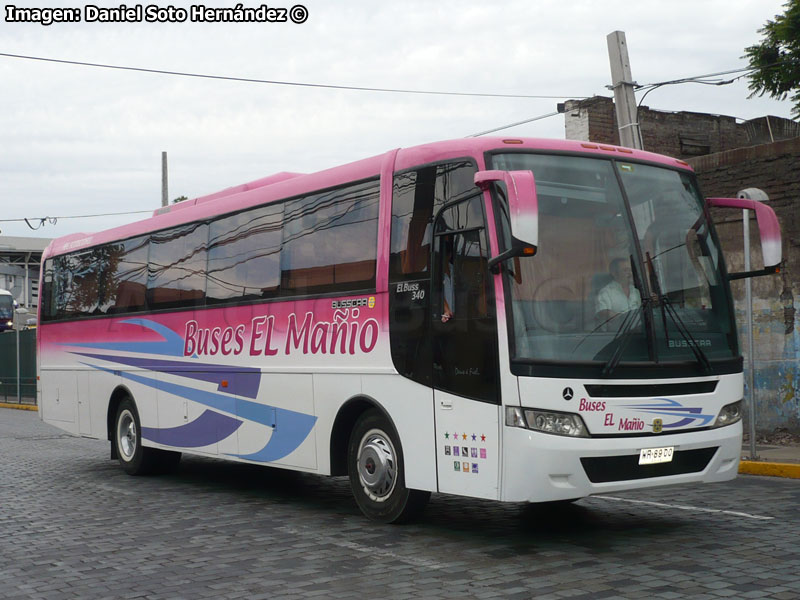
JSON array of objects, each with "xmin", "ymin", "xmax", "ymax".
[
  {"xmin": 161, "ymin": 151, "xmax": 169, "ymax": 207},
  {"xmin": 606, "ymin": 31, "xmax": 643, "ymax": 150}
]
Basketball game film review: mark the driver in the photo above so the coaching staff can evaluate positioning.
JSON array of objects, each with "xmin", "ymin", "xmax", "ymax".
[{"xmin": 596, "ymin": 257, "xmax": 640, "ymax": 323}]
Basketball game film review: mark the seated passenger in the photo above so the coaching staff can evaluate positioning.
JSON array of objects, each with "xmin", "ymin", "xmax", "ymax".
[{"xmin": 595, "ymin": 257, "xmax": 640, "ymax": 324}]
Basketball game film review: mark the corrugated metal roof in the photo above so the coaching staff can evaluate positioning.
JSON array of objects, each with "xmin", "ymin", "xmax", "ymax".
[{"xmin": 0, "ymin": 236, "xmax": 52, "ymax": 254}]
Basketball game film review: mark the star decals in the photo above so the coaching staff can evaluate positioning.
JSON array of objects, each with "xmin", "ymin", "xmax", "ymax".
[
  {"xmin": 462, "ymin": 433, "xmax": 467, "ymax": 440},
  {"xmin": 471, "ymin": 433, "xmax": 477, "ymax": 441},
  {"xmin": 444, "ymin": 432, "xmax": 450, "ymax": 439},
  {"xmin": 480, "ymin": 434, "xmax": 486, "ymax": 442}
]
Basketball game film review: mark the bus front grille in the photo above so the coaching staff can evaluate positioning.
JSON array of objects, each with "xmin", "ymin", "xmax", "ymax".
[
  {"xmin": 580, "ymin": 447, "xmax": 718, "ymax": 483},
  {"xmin": 584, "ymin": 381, "xmax": 718, "ymax": 398}
]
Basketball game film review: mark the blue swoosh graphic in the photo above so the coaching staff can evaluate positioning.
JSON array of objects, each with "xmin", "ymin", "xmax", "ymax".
[
  {"xmin": 65, "ymin": 318, "xmax": 186, "ymax": 357},
  {"xmin": 623, "ymin": 398, "xmax": 715, "ymax": 428},
  {"xmin": 85, "ymin": 363, "xmax": 317, "ymax": 462},
  {"xmin": 141, "ymin": 409, "xmax": 243, "ymax": 447}
]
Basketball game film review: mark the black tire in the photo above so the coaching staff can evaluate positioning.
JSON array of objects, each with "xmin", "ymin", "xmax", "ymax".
[
  {"xmin": 347, "ymin": 409, "xmax": 430, "ymax": 523},
  {"xmin": 114, "ymin": 398, "xmax": 181, "ymax": 475}
]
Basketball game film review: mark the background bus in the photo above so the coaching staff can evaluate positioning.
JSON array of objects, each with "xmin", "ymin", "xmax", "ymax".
[
  {"xmin": 37, "ymin": 138, "xmax": 781, "ymax": 522},
  {"xmin": 0, "ymin": 289, "xmax": 16, "ymax": 332}
]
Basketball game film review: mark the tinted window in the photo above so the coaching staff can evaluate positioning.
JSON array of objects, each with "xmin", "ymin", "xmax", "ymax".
[
  {"xmin": 431, "ymin": 198, "xmax": 497, "ymax": 402},
  {"xmin": 281, "ymin": 180, "xmax": 380, "ymax": 295},
  {"xmin": 101, "ymin": 236, "xmax": 150, "ymax": 313},
  {"xmin": 53, "ymin": 250, "xmax": 99, "ymax": 317},
  {"xmin": 207, "ymin": 204, "xmax": 282, "ymax": 303},
  {"xmin": 41, "ymin": 259, "xmax": 54, "ymax": 320},
  {"xmin": 43, "ymin": 177, "xmax": 384, "ymax": 320},
  {"xmin": 47, "ymin": 246, "xmax": 129, "ymax": 319},
  {"xmin": 388, "ymin": 161, "xmax": 488, "ymax": 391},
  {"xmin": 389, "ymin": 161, "xmax": 477, "ymax": 281},
  {"xmin": 147, "ymin": 223, "xmax": 207, "ymax": 309}
]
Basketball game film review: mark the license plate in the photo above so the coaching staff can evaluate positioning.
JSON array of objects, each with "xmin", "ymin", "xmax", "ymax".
[{"xmin": 639, "ymin": 446, "xmax": 674, "ymax": 465}]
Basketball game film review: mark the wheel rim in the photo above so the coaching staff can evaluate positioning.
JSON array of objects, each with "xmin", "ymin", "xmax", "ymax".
[
  {"xmin": 117, "ymin": 409, "xmax": 137, "ymax": 461},
  {"xmin": 357, "ymin": 429, "xmax": 398, "ymax": 502}
]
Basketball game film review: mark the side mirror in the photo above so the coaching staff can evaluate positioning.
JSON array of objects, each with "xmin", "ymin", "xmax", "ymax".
[
  {"xmin": 474, "ymin": 170, "xmax": 538, "ymax": 273},
  {"xmin": 706, "ymin": 195, "xmax": 781, "ymax": 280}
]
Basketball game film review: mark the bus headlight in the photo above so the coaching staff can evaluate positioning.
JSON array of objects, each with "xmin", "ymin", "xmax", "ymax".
[
  {"xmin": 713, "ymin": 400, "xmax": 743, "ymax": 428},
  {"xmin": 506, "ymin": 407, "xmax": 589, "ymax": 438}
]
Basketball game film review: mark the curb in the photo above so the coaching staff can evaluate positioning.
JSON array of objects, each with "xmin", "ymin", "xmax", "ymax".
[
  {"xmin": 0, "ymin": 403, "xmax": 38, "ymax": 412},
  {"xmin": 739, "ymin": 460, "xmax": 800, "ymax": 479}
]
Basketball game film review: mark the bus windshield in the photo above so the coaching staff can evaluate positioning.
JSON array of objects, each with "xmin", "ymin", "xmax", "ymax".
[{"xmin": 490, "ymin": 153, "xmax": 737, "ymax": 372}]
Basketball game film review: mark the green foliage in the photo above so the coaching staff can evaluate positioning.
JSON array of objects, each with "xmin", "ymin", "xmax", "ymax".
[
  {"xmin": 172, "ymin": 195, "xmax": 188, "ymax": 204},
  {"xmin": 744, "ymin": 0, "xmax": 800, "ymax": 118}
]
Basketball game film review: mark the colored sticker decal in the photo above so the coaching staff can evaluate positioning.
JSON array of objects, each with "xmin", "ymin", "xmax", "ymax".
[
  {"xmin": 141, "ymin": 409, "xmax": 242, "ymax": 447},
  {"xmin": 71, "ymin": 352, "xmax": 261, "ymax": 399},
  {"xmin": 623, "ymin": 398, "xmax": 715, "ymax": 428},
  {"xmin": 64, "ymin": 318, "xmax": 186, "ymax": 357},
  {"xmin": 84, "ymin": 363, "xmax": 317, "ymax": 462}
]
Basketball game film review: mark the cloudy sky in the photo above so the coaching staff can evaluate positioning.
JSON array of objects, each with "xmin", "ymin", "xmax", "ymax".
[{"xmin": 0, "ymin": 0, "xmax": 794, "ymax": 240}]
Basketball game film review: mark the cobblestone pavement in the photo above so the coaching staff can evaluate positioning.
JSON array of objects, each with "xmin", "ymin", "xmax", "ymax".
[{"xmin": 2, "ymin": 408, "xmax": 799, "ymax": 600}]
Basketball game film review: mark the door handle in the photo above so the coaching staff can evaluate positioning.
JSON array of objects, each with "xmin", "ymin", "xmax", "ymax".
[{"xmin": 439, "ymin": 398, "xmax": 453, "ymax": 410}]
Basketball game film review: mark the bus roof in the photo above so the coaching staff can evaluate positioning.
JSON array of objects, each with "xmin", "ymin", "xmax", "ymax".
[{"xmin": 44, "ymin": 137, "xmax": 693, "ymax": 259}]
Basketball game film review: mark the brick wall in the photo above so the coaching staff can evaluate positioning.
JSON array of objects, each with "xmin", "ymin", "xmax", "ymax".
[{"xmin": 563, "ymin": 96, "xmax": 797, "ymax": 159}]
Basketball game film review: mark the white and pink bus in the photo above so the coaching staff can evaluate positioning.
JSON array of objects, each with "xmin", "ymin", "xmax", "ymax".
[{"xmin": 37, "ymin": 138, "xmax": 781, "ymax": 522}]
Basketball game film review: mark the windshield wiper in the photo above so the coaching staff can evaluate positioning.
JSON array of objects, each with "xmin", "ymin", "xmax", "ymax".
[
  {"xmin": 646, "ymin": 251, "xmax": 671, "ymax": 345},
  {"xmin": 645, "ymin": 251, "xmax": 711, "ymax": 373},
  {"xmin": 601, "ymin": 303, "xmax": 644, "ymax": 376},
  {"xmin": 601, "ymin": 255, "xmax": 650, "ymax": 376}
]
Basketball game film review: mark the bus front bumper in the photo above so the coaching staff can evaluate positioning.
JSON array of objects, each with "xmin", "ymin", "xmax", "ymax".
[{"xmin": 501, "ymin": 422, "xmax": 742, "ymax": 503}]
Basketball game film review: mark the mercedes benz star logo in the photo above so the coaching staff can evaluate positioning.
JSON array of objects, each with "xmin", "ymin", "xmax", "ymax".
[{"xmin": 562, "ymin": 387, "xmax": 574, "ymax": 400}]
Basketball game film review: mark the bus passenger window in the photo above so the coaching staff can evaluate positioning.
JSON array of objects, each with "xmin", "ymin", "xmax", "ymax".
[{"xmin": 281, "ymin": 180, "xmax": 380, "ymax": 297}]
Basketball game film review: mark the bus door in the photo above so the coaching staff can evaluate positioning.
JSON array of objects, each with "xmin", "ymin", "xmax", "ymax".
[{"xmin": 431, "ymin": 199, "xmax": 501, "ymax": 500}]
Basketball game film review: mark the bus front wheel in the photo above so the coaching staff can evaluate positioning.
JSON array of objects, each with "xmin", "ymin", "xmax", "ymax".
[{"xmin": 347, "ymin": 409, "xmax": 429, "ymax": 523}]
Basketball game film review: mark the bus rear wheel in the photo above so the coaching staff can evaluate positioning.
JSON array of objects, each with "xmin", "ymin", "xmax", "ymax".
[
  {"xmin": 114, "ymin": 398, "xmax": 180, "ymax": 475},
  {"xmin": 347, "ymin": 410, "xmax": 429, "ymax": 523}
]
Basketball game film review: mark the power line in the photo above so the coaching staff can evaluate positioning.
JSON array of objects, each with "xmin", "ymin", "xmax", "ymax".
[
  {"xmin": 0, "ymin": 52, "xmax": 588, "ymax": 100},
  {"xmin": 0, "ymin": 210, "xmax": 152, "ymax": 222},
  {"xmin": 467, "ymin": 111, "xmax": 561, "ymax": 137},
  {"xmin": 629, "ymin": 63, "xmax": 780, "ymax": 114},
  {"xmin": 636, "ymin": 65, "xmax": 757, "ymax": 89},
  {"xmin": 0, "ymin": 210, "xmax": 154, "ymax": 230}
]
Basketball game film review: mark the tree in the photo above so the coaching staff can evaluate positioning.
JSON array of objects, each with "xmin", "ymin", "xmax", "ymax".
[
  {"xmin": 172, "ymin": 195, "xmax": 188, "ymax": 204},
  {"xmin": 744, "ymin": 0, "xmax": 800, "ymax": 119}
]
